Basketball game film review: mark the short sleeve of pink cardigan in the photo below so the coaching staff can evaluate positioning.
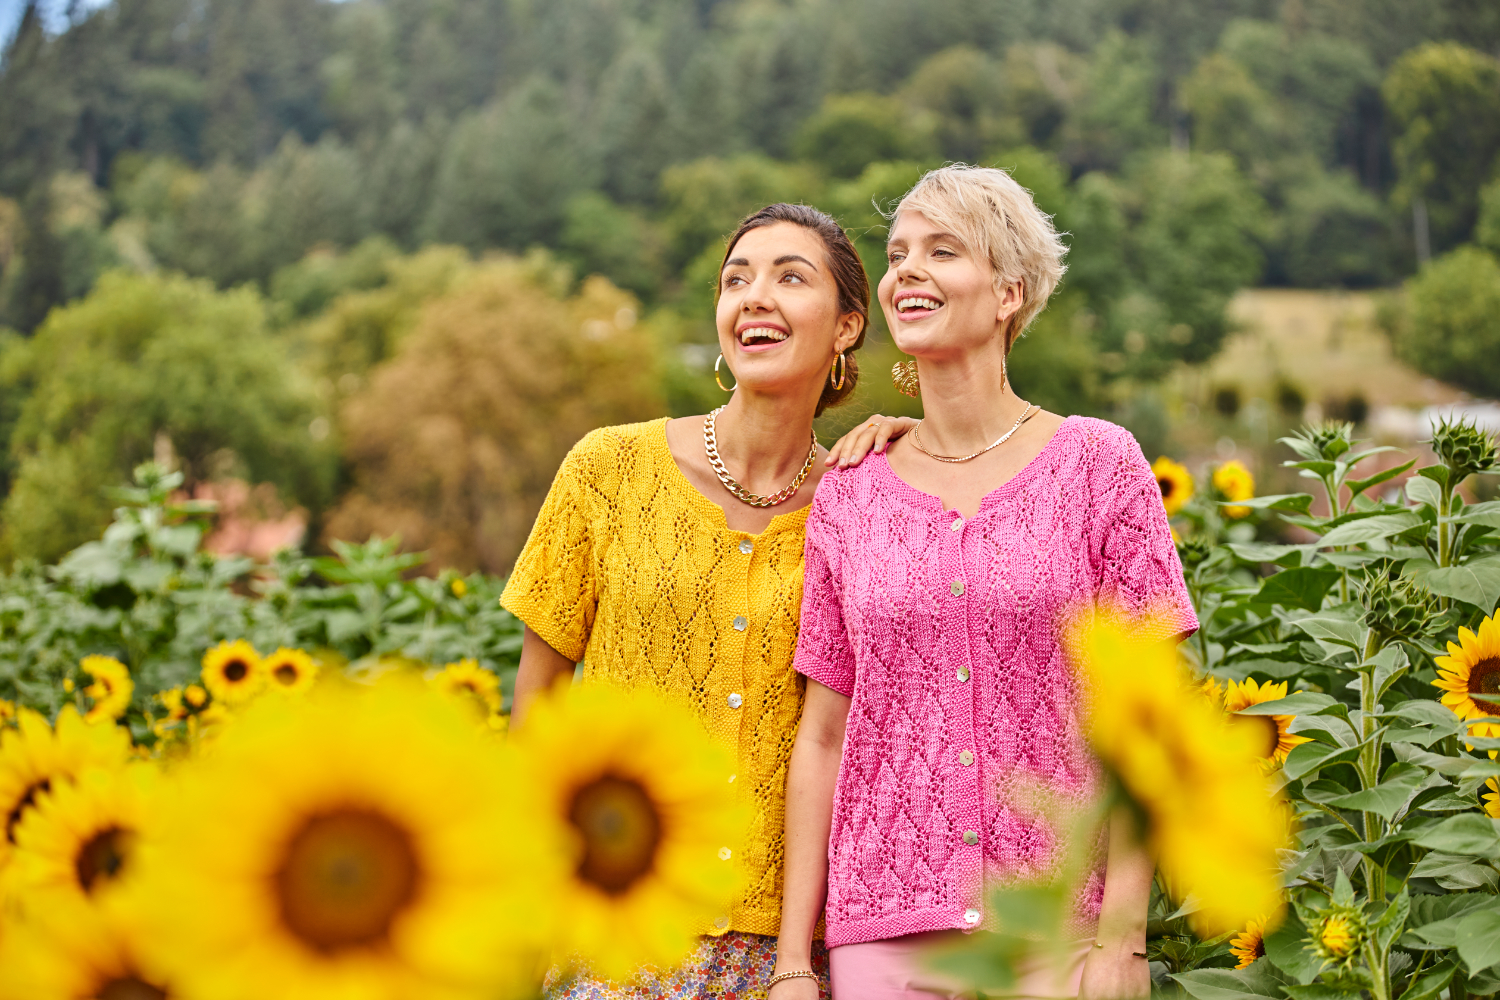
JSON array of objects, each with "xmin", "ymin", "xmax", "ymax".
[{"xmin": 795, "ymin": 498, "xmax": 856, "ymax": 697}]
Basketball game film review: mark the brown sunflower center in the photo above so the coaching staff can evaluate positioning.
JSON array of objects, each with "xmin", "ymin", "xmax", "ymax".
[
  {"xmin": 273, "ymin": 664, "xmax": 299, "ymax": 685},
  {"xmin": 6, "ymin": 779, "xmax": 51, "ymax": 843},
  {"xmin": 96, "ymin": 977, "xmax": 168, "ymax": 1000},
  {"xmin": 1158, "ymin": 478, "xmax": 1175, "ymax": 499},
  {"xmin": 568, "ymin": 774, "xmax": 662, "ymax": 895},
  {"xmin": 223, "ymin": 659, "xmax": 249, "ymax": 683},
  {"xmin": 1252, "ymin": 936, "xmax": 1266, "ymax": 959},
  {"xmin": 76, "ymin": 826, "xmax": 133, "ymax": 892},
  {"xmin": 275, "ymin": 809, "xmax": 419, "ymax": 952},
  {"xmin": 1469, "ymin": 658, "xmax": 1500, "ymax": 714},
  {"xmin": 1230, "ymin": 714, "xmax": 1282, "ymax": 758}
]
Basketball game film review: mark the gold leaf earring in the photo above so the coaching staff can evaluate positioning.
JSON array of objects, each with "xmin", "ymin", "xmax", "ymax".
[
  {"xmin": 891, "ymin": 359, "xmax": 919, "ymax": 397},
  {"xmin": 715, "ymin": 353, "xmax": 737, "ymax": 392}
]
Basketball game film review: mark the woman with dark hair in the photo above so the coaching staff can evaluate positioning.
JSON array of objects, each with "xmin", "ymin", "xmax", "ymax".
[{"xmin": 503, "ymin": 203, "xmax": 911, "ymax": 999}]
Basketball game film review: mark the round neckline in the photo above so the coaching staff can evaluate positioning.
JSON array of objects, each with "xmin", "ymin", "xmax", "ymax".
[
  {"xmin": 869, "ymin": 415, "xmax": 1080, "ymax": 516},
  {"xmin": 647, "ymin": 418, "xmax": 811, "ymax": 537}
]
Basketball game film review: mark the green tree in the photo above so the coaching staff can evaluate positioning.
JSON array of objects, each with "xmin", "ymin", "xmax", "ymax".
[
  {"xmin": 792, "ymin": 93, "xmax": 935, "ymax": 180},
  {"xmin": 657, "ymin": 155, "xmax": 823, "ymax": 267},
  {"xmin": 423, "ymin": 78, "xmax": 595, "ymax": 251},
  {"xmin": 901, "ymin": 47, "xmax": 1008, "ymax": 164},
  {"xmin": 324, "ymin": 256, "xmax": 661, "ymax": 573},
  {"xmin": 1388, "ymin": 245, "xmax": 1500, "ymax": 398},
  {"xmin": 0, "ymin": 271, "xmax": 334, "ymax": 562},
  {"xmin": 1383, "ymin": 42, "xmax": 1500, "ymax": 254},
  {"xmin": 558, "ymin": 192, "xmax": 668, "ymax": 302}
]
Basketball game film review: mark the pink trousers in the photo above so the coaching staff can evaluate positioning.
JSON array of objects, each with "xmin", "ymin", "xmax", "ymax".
[{"xmin": 828, "ymin": 932, "xmax": 1091, "ymax": 1000}]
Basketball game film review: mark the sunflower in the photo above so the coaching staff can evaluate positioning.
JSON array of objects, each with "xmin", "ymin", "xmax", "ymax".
[
  {"xmin": 512, "ymin": 684, "xmax": 747, "ymax": 981},
  {"xmin": 1434, "ymin": 611, "xmax": 1500, "ymax": 741},
  {"xmin": 1214, "ymin": 460, "xmax": 1255, "ymax": 519},
  {"xmin": 1483, "ymin": 778, "xmax": 1500, "ymax": 819},
  {"xmin": 263, "ymin": 648, "xmax": 319, "ymax": 695},
  {"xmin": 201, "ymin": 640, "xmax": 264, "ymax": 704},
  {"xmin": 7, "ymin": 763, "xmax": 156, "ymax": 912},
  {"xmin": 1152, "ymin": 458, "xmax": 1195, "ymax": 516},
  {"xmin": 431, "ymin": 659, "xmax": 503, "ymax": 727},
  {"xmin": 0, "ymin": 706, "xmax": 132, "ymax": 871},
  {"xmin": 0, "ymin": 700, "xmax": 15, "ymax": 726},
  {"xmin": 1311, "ymin": 906, "xmax": 1365, "ymax": 963},
  {"xmin": 451, "ymin": 578, "xmax": 468, "ymax": 598},
  {"xmin": 80, "ymin": 655, "xmax": 134, "ymax": 724},
  {"xmin": 1077, "ymin": 615, "xmax": 1289, "ymax": 938},
  {"xmin": 0, "ymin": 894, "xmax": 176, "ymax": 1000},
  {"xmin": 1223, "ymin": 678, "xmax": 1313, "ymax": 769},
  {"xmin": 1229, "ymin": 916, "xmax": 1269, "ymax": 969},
  {"xmin": 1199, "ymin": 676, "xmax": 1225, "ymax": 709},
  {"xmin": 134, "ymin": 674, "xmax": 547, "ymax": 1000}
]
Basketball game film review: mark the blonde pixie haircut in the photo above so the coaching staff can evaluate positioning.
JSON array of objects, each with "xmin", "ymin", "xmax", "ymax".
[{"xmin": 892, "ymin": 164, "xmax": 1068, "ymax": 350}]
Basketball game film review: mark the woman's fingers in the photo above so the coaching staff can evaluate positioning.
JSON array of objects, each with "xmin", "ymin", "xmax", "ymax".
[
  {"xmin": 872, "ymin": 416, "xmax": 917, "ymax": 454},
  {"xmin": 832, "ymin": 419, "xmax": 884, "ymax": 468}
]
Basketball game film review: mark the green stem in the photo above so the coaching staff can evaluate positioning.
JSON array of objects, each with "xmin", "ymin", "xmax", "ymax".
[
  {"xmin": 1439, "ymin": 482, "xmax": 1453, "ymax": 612},
  {"xmin": 1360, "ymin": 629, "xmax": 1386, "ymax": 902}
]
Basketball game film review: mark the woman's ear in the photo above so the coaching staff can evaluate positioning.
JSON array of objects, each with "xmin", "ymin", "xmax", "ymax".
[
  {"xmin": 834, "ymin": 312, "xmax": 864, "ymax": 353},
  {"xmin": 994, "ymin": 279, "xmax": 1025, "ymax": 326}
]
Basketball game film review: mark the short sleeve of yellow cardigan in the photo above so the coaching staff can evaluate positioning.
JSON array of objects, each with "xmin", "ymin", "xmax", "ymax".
[{"xmin": 500, "ymin": 435, "xmax": 599, "ymax": 662}]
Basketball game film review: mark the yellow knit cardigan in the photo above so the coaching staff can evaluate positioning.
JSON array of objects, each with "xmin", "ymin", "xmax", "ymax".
[{"xmin": 501, "ymin": 419, "xmax": 810, "ymax": 937}]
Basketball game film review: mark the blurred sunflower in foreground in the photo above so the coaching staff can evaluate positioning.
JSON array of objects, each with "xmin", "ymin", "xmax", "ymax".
[
  {"xmin": 1433, "ymin": 610, "xmax": 1500, "ymax": 741},
  {"xmin": 514, "ymin": 685, "xmax": 747, "ymax": 982},
  {"xmin": 1213, "ymin": 460, "xmax": 1255, "ymax": 519},
  {"xmin": 1152, "ymin": 458, "xmax": 1194, "ymax": 516},
  {"xmin": 1223, "ymin": 678, "xmax": 1312, "ymax": 770},
  {"xmin": 0, "ymin": 706, "xmax": 132, "ymax": 870},
  {"xmin": 134, "ymin": 675, "xmax": 551, "ymax": 1000},
  {"xmin": 0, "ymin": 897, "xmax": 176, "ymax": 1000},
  {"xmin": 1078, "ymin": 613, "xmax": 1290, "ymax": 937}
]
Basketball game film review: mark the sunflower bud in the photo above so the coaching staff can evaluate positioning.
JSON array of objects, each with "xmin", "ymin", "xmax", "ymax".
[
  {"xmin": 1178, "ymin": 536, "xmax": 1212, "ymax": 567},
  {"xmin": 1309, "ymin": 905, "xmax": 1366, "ymax": 964},
  {"xmin": 1292, "ymin": 421, "xmax": 1356, "ymax": 461},
  {"xmin": 1430, "ymin": 416, "xmax": 1498, "ymax": 482},
  {"xmin": 1363, "ymin": 570, "xmax": 1439, "ymax": 642}
]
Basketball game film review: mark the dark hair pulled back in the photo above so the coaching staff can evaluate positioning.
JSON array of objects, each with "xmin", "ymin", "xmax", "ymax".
[{"xmin": 717, "ymin": 203, "xmax": 869, "ymax": 416}]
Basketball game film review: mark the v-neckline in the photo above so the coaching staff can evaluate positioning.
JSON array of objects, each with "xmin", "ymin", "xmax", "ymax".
[{"xmin": 649, "ymin": 419, "xmax": 810, "ymax": 537}]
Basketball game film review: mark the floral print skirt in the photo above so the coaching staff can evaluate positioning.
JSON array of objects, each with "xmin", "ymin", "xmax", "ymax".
[{"xmin": 545, "ymin": 932, "xmax": 830, "ymax": 1000}]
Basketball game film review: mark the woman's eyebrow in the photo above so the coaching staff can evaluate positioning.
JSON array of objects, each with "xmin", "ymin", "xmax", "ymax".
[
  {"xmin": 724, "ymin": 257, "xmax": 750, "ymax": 267},
  {"xmin": 773, "ymin": 254, "xmax": 818, "ymax": 270}
]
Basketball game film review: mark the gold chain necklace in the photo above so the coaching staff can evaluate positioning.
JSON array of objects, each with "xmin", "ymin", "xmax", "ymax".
[
  {"xmin": 703, "ymin": 405, "xmax": 818, "ymax": 507},
  {"xmin": 909, "ymin": 404, "xmax": 1038, "ymax": 463}
]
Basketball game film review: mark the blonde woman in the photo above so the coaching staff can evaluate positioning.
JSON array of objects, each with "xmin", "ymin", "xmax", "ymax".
[
  {"xmin": 503, "ymin": 203, "xmax": 914, "ymax": 999},
  {"xmin": 772, "ymin": 167, "xmax": 1196, "ymax": 1000}
]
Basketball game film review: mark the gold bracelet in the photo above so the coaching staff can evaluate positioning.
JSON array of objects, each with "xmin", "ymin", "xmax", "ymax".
[{"xmin": 767, "ymin": 969, "xmax": 819, "ymax": 988}]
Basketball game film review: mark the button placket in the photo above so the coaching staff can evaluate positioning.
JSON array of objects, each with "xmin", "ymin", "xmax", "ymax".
[{"xmin": 938, "ymin": 510, "xmax": 984, "ymax": 930}]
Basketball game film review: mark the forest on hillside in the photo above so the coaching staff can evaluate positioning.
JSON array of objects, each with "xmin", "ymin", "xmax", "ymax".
[{"xmin": 2, "ymin": 0, "xmax": 1499, "ymax": 570}]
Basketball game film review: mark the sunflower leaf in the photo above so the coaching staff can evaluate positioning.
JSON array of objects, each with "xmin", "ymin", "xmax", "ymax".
[
  {"xmin": 1411, "ymin": 814, "xmax": 1500, "ymax": 856},
  {"xmin": 1264, "ymin": 914, "xmax": 1320, "ymax": 984},
  {"xmin": 1410, "ymin": 852, "xmax": 1500, "ymax": 892},
  {"xmin": 1395, "ymin": 961, "xmax": 1457, "ymax": 1000},
  {"xmin": 1255, "ymin": 568, "xmax": 1341, "ymax": 612},
  {"xmin": 1406, "ymin": 475, "xmax": 1446, "ymax": 511},
  {"xmin": 1237, "ymin": 692, "xmax": 1338, "ymax": 716},
  {"xmin": 1173, "ymin": 960, "xmax": 1290, "ymax": 1000},
  {"xmin": 1414, "ymin": 556, "xmax": 1500, "ymax": 612},
  {"xmin": 1289, "ymin": 612, "xmax": 1366, "ymax": 652},
  {"xmin": 1326, "ymin": 762, "xmax": 1426, "ymax": 819},
  {"xmin": 1230, "ymin": 543, "xmax": 1310, "ymax": 567},
  {"xmin": 1374, "ymin": 890, "xmax": 1412, "ymax": 954},
  {"xmin": 1318, "ymin": 511, "xmax": 1428, "ymax": 548},
  {"xmin": 1347, "ymin": 459, "xmax": 1418, "ymax": 501},
  {"xmin": 1284, "ymin": 742, "xmax": 1362, "ymax": 780},
  {"xmin": 1455, "ymin": 907, "xmax": 1500, "ymax": 974},
  {"xmin": 1459, "ymin": 759, "xmax": 1500, "ymax": 780},
  {"xmin": 1230, "ymin": 494, "xmax": 1317, "ymax": 515}
]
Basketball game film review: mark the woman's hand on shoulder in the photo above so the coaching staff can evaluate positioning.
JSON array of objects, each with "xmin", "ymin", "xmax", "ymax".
[{"xmin": 825, "ymin": 415, "xmax": 918, "ymax": 469}]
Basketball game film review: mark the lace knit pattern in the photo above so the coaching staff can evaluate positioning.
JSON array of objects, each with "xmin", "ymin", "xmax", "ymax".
[
  {"xmin": 794, "ymin": 416, "xmax": 1198, "ymax": 949},
  {"xmin": 502, "ymin": 419, "xmax": 812, "ymax": 936}
]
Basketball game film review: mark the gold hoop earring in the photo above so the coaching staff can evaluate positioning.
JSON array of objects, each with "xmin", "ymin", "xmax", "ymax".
[
  {"xmin": 891, "ymin": 359, "xmax": 919, "ymax": 397},
  {"xmin": 714, "ymin": 353, "xmax": 737, "ymax": 392},
  {"xmin": 830, "ymin": 352, "xmax": 847, "ymax": 391}
]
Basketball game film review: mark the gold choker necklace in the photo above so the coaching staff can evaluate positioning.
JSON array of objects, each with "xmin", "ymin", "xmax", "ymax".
[
  {"xmin": 909, "ymin": 404, "xmax": 1038, "ymax": 463},
  {"xmin": 703, "ymin": 406, "xmax": 818, "ymax": 507}
]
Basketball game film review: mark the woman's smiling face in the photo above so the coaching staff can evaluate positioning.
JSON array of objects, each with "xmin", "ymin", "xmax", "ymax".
[
  {"xmin": 716, "ymin": 221, "xmax": 859, "ymax": 393},
  {"xmin": 878, "ymin": 209, "xmax": 1021, "ymax": 359}
]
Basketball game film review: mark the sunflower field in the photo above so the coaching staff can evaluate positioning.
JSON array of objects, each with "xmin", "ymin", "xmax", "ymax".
[{"xmin": 0, "ymin": 462, "xmax": 749, "ymax": 999}]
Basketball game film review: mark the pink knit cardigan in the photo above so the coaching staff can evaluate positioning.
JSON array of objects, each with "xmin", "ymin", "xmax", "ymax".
[{"xmin": 793, "ymin": 416, "xmax": 1198, "ymax": 949}]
